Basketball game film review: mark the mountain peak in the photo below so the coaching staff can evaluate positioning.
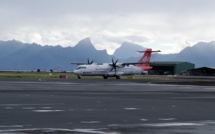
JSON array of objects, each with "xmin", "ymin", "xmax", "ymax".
[
  {"xmin": 181, "ymin": 41, "xmax": 215, "ymax": 54},
  {"xmin": 79, "ymin": 37, "xmax": 91, "ymax": 44},
  {"xmin": 121, "ymin": 41, "xmax": 138, "ymax": 47},
  {"xmin": 175, "ymin": 41, "xmax": 215, "ymax": 67},
  {"xmin": 74, "ymin": 37, "xmax": 96, "ymax": 50},
  {"xmin": 114, "ymin": 41, "xmax": 146, "ymax": 59}
]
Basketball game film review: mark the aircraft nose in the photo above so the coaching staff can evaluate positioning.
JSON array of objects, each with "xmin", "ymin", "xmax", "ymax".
[
  {"xmin": 73, "ymin": 70, "xmax": 78, "ymax": 74},
  {"xmin": 73, "ymin": 70, "xmax": 80, "ymax": 74}
]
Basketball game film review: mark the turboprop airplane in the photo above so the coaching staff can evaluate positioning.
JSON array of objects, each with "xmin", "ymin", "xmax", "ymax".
[{"xmin": 72, "ymin": 48, "xmax": 160, "ymax": 79}]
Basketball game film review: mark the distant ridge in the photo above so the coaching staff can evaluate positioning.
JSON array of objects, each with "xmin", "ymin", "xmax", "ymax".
[
  {"xmin": 0, "ymin": 38, "xmax": 110, "ymax": 71},
  {"xmin": 0, "ymin": 39, "xmax": 215, "ymax": 71},
  {"xmin": 74, "ymin": 37, "xmax": 96, "ymax": 51},
  {"xmin": 113, "ymin": 41, "xmax": 146, "ymax": 59},
  {"xmin": 172, "ymin": 41, "xmax": 215, "ymax": 67}
]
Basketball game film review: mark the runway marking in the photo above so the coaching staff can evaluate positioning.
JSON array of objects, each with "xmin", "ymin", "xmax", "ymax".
[
  {"xmin": 0, "ymin": 80, "xmax": 197, "ymax": 86},
  {"xmin": 4, "ymin": 107, "xmax": 13, "ymax": 109},
  {"xmin": 72, "ymin": 129, "xmax": 117, "ymax": 134},
  {"xmin": 171, "ymin": 105, "xmax": 176, "ymax": 108},
  {"xmin": 124, "ymin": 107, "xmax": 140, "ymax": 110},
  {"xmin": 2, "ymin": 121, "xmax": 215, "ymax": 134},
  {"xmin": 32, "ymin": 110, "xmax": 64, "ymax": 112},
  {"xmin": 86, "ymin": 109, "xmax": 96, "ymax": 111},
  {"xmin": 80, "ymin": 121, "xmax": 101, "ymax": 124},
  {"xmin": 22, "ymin": 107, "xmax": 35, "ymax": 110},
  {"xmin": 179, "ymin": 87, "xmax": 192, "ymax": 89},
  {"xmin": 108, "ymin": 124, "xmax": 120, "ymax": 127},
  {"xmin": 143, "ymin": 122, "xmax": 204, "ymax": 127},
  {"xmin": 41, "ymin": 107, "xmax": 52, "ymax": 109},
  {"xmin": 0, "ymin": 128, "xmax": 118, "ymax": 134},
  {"xmin": 159, "ymin": 118, "xmax": 176, "ymax": 121},
  {"xmin": 204, "ymin": 87, "xmax": 215, "ymax": 90},
  {"xmin": 140, "ymin": 119, "xmax": 148, "ymax": 121},
  {"xmin": 0, "ymin": 103, "xmax": 64, "ymax": 106},
  {"xmin": 108, "ymin": 120, "xmax": 215, "ymax": 128},
  {"xmin": 1, "ymin": 80, "xmax": 215, "ymax": 93},
  {"xmin": 0, "ymin": 125, "xmax": 24, "ymax": 128},
  {"xmin": 170, "ymin": 97, "xmax": 215, "ymax": 99},
  {"xmin": 0, "ymin": 81, "xmax": 80, "ymax": 85},
  {"xmin": 1, "ymin": 80, "xmax": 215, "ymax": 88}
]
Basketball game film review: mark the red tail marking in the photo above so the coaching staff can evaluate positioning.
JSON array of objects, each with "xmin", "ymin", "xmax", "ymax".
[{"xmin": 137, "ymin": 48, "xmax": 153, "ymax": 71}]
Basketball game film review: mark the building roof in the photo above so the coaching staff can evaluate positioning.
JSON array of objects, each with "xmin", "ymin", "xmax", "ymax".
[
  {"xmin": 150, "ymin": 61, "xmax": 194, "ymax": 65},
  {"xmin": 190, "ymin": 66, "xmax": 215, "ymax": 70}
]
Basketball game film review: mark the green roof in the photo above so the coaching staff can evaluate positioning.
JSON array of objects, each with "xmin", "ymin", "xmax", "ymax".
[{"xmin": 150, "ymin": 61, "xmax": 193, "ymax": 65}]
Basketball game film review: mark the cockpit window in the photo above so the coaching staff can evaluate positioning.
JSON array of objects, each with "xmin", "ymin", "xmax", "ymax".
[{"xmin": 76, "ymin": 67, "xmax": 86, "ymax": 70}]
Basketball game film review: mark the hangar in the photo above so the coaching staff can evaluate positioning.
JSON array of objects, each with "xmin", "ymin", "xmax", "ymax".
[
  {"xmin": 187, "ymin": 67, "xmax": 215, "ymax": 76},
  {"xmin": 149, "ymin": 61, "xmax": 195, "ymax": 75}
]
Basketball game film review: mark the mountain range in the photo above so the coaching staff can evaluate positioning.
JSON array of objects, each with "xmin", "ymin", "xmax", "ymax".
[
  {"xmin": 0, "ymin": 38, "xmax": 110, "ymax": 71},
  {"xmin": 114, "ymin": 41, "xmax": 215, "ymax": 67},
  {"xmin": 0, "ymin": 38, "xmax": 215, "ymax": 71}
]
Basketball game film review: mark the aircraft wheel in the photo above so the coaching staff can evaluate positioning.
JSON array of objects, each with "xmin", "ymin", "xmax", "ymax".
[
  {"xmin": 78, "ymin": 75, "xmax": 82, "ymax": 79},
  {"xmin": 116, "ymin": 76, "xmax": 121, "ymax": 79},
  {"xmin": 103, "ymin": 76, "xmax": 108, "ymax": 79}
]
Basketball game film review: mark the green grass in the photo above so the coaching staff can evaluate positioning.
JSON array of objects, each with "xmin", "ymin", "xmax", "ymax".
[
  {"xmin": 0, "ymin": 72, "xmax": 77, "ymax": 79},
  {"xmin": 0, "ymin": 71, "xmax": 175, "ymax": 80}
]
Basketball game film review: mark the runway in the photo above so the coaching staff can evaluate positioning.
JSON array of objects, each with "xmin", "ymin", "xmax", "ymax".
[{"xmin": 0, "ymin": 78, "xmax": 215, "ymax": 134}]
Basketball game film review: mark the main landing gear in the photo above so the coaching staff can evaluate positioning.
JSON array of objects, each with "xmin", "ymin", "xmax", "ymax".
[
  {"xmin": 103, "ymin": 76, "xmax": 108, "ymax": 79},
  {"xmin": 116, "ymin": 76, "xmax": 121, "ymax": 79},
  {"xmin": 103, "ymin": 75, "xmax": 121, "ymax": 79}
]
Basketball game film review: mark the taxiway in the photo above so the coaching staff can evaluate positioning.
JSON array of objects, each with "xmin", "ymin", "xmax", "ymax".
[{"xmin": 0, "ymin": 78, "xmax": 215, "ymax": 134}]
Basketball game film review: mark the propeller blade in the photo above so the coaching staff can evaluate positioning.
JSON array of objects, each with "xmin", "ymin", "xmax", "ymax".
[
  {"xmin": 115, "ymin": 60, "xmax": 118, "ymax": 64},
  {"xmin": 112, "ymin": 58, "xmax": 114, "ymax": 64},
  {"xmin": 87, "ymin": 58, "xmax": 93, "ymax": 64},
  {"xmin": 109, "ymin": 58, "xmax": 120, "ymax": 76}
]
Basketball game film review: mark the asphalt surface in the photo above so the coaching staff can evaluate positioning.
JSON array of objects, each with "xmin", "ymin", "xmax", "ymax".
[{"xmin": 0, "ymin": 78, "xmax": 215, "ymax": 134}]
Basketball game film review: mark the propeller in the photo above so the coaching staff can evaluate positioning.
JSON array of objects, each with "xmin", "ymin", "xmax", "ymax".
[
  {"xmin": 87, "ymin": 58, "xmax": 93, "ymax": 64},
  {"xmin": 109, "ymin": 58, "xmax": 119, "ymax": 75}
]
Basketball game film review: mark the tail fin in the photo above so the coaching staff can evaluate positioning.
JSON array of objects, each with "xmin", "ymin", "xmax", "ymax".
[
  {"xmin": 137, "ymin": 49, "xmax": 161, "ymax": 70},
  {"xmin": 137, "ymin": 48, "xmax": 152, "ymax": 66}
]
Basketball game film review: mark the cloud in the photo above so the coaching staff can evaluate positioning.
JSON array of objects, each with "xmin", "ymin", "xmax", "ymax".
[{"xmin": 1, "ymin": 0, "xmax": 215, "ymax": 54}]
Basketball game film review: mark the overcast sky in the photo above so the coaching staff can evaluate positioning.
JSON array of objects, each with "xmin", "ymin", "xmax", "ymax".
[{"xmin": 1, "ymin": 0, "xmax": 215, "ymax": 54}]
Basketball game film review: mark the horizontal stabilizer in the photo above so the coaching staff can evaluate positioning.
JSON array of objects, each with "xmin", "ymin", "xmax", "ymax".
[{"xmin": 137, "ymin": 50, "xmax": 161, "ymax": 53}]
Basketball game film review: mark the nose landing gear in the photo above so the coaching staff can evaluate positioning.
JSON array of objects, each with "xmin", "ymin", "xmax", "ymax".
[{"xmin": 116, "ymin": 76, "xmax": 121, "ymax": 79}]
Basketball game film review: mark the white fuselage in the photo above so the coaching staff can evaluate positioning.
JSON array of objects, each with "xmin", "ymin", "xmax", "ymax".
[{"xmin": 74, "ymin": 63, "xmax": 144, "ymax": 77}]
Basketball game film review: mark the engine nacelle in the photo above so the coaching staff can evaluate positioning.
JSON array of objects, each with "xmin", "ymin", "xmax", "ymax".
[
  {"xmin": 116, "ymin": 63, "xmax": 123, "ymax": 68},
  {"xmin": 107, "ymin": 72, "xmax": 124, "ymax": 76}
]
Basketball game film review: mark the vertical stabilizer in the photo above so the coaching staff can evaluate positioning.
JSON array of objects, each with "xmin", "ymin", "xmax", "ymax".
[
  {"xmin": 137, "ymin": 48, "xmax": 152, "ymax": 66},
  {"xmin": 137, "ymin": 49, "xmax": 160, "ymax": 70}
]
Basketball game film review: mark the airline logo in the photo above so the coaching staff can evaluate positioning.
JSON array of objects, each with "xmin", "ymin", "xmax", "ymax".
[{"xmin": 142, "ymin": 53, "xmax": 151, "ymax": 63}]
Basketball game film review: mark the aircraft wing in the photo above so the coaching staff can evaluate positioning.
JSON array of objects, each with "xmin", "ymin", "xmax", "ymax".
[
  {"xmin": 71, "ymin": 59, "xmax": 94, "ymax": 65},
  {"xmin": 121, "ymin": 62, "xmax": 146, "ymax": 66},
  {"xmin": 71, "ymin": 63, "xmax": 87, "ymax": 65}
]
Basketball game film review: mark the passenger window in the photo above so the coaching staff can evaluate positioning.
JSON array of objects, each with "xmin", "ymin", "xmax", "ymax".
[{"xmin": 76, "ymin": 67, "xmax": 86, "ymax": 70}]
